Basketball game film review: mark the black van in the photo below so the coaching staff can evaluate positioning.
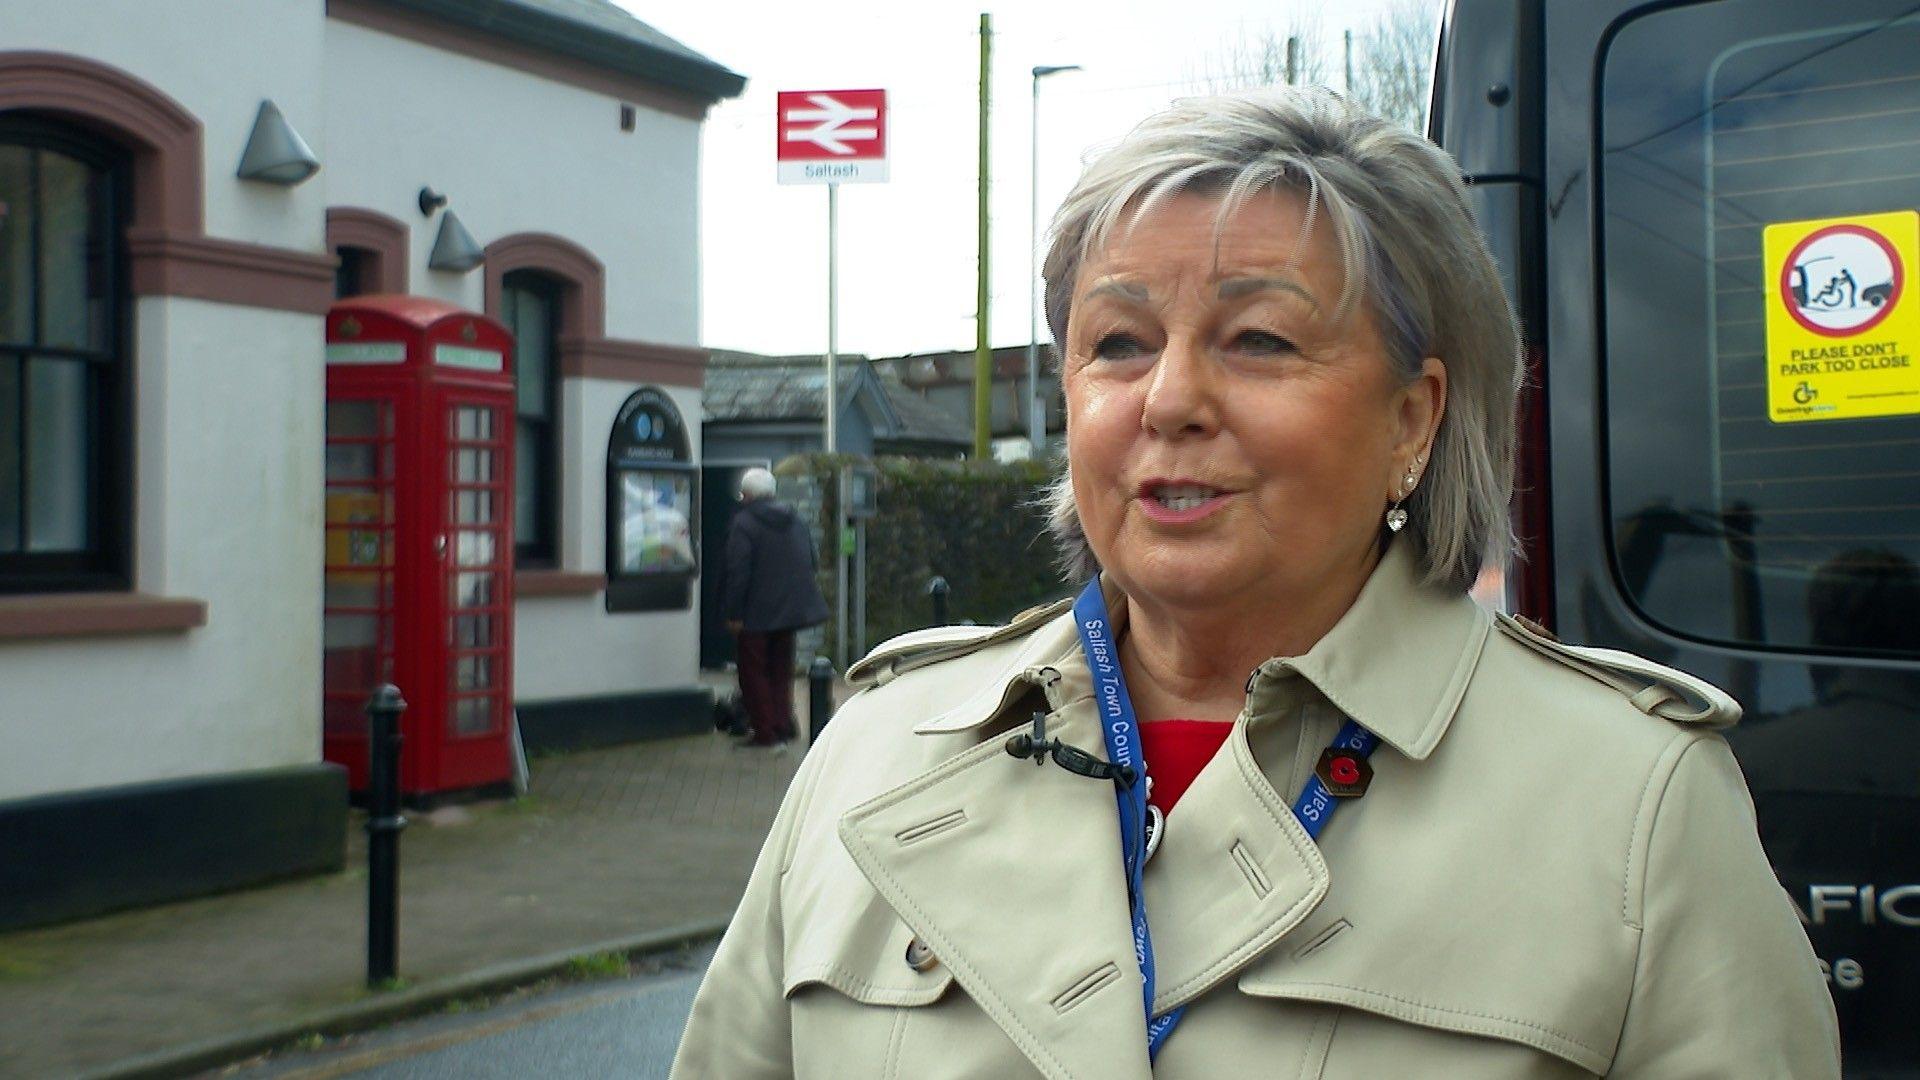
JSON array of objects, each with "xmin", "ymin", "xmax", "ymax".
[{"xmin": 1432, "ymin": 1, "xmax": 1920, "ymax": 1073}]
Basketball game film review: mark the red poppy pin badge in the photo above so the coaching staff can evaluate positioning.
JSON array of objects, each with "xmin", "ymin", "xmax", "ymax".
[{"xmin": 1315, "ymin": 746, "xmax": 1374, "ymax": 798}]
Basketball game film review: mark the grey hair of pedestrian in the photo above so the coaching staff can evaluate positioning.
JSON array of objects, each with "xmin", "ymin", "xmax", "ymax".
[
  {"xmin": 1038, "ymin": 88, "xmax": 1520, "ymax": 593},
  {"xmin": 738, "ymin": 467, "xmax": 777, "ymax": 501}
]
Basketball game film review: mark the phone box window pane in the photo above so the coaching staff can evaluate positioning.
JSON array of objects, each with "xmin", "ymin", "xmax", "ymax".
[
  {"xmin": 452, "ymin": 696, "xmax": 493, "ymax": 737},
  {"xmin": 327, "ymin": 400, "xmax": 384, "ymax": 439},
  {"xmin": 453, "ymin": 613, "xmax": 494, "ymax": 648},
  {"xmin": 0, "ymin": 146, "xmax": 31, "ymax": 344},
  {"xmin": 454, "ymin": 655, "xmax": 494, "ymax": 692},
  {"xmin": 455, "ymin": 571, "xmax": 494, "ymax": 608},
  {"xmin": 26, "ymin": 357, "xmax": 88, "ymax": 551},
  {"xmin": 324, "ymin": 577, "xmax": 383, "ymax": 611},
  {"xmin": 456, "ymin": 489, "xmax": 494, "ymax": 525},
  {"xmin": 324, "ymin": 611, "xmax": 378, "ymax": 649},
  {"xmin": 453, "ymin": 406, "xmax": 493, "ymax": 441},
  {"xmin": 455, "ymin": 448, "xmax": 493, "ymax": 484},
  {"xmin": 455, "ymin": 529, "xmax": 495, "ymax": 568}
]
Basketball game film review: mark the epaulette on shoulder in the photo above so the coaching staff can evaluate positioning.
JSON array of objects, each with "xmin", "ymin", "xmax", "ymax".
[
  {"xmin": 845, "ymin": 596, "xmax": 1074, "ymax": 689},
  {"xmin": 1493, "ymin": 613, "xmax": 1741, "ymax": 729}
]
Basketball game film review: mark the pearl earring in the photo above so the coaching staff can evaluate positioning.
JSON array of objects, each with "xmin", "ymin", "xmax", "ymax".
[{"xmin": 1385, "ymin": 464, "xmax": 1418, "ymax": 533}]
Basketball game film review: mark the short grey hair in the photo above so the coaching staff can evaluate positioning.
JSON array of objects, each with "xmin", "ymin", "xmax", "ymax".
[
  {"xmin": 738, "ymin": 467, "xmax": 777, "ymax": 500},
  {"xmin": 1040, "ymin": 88, "xmax": 1520, "ymax": 593}
]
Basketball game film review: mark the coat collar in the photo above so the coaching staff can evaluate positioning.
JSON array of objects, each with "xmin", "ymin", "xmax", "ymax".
[{"xmin": 1256, "ymin": 538, "xmax": 1491, "ymax": 760}]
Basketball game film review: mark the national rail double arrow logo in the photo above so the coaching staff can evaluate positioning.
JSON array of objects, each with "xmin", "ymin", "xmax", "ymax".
[
  {"xmin": 783, "ymin": 94, "xmax": 879, "ymax": 156},
  {"xmin": 776, "ymin": 89, "xmax": 889, "ymax": 185}
]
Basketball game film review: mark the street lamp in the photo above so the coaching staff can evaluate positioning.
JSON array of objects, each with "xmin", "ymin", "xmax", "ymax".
[{"xmin": 1029, "ymin": 63, "xmax": 1081, "ymax": 459}]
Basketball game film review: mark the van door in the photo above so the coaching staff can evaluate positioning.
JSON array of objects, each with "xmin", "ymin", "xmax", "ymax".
[{"xmin": 1487, "ymin": 0, "xmax": 1920, "ymax": 1070}]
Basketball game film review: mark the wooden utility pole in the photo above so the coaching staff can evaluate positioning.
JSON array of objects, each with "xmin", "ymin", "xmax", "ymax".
[{"xmin": 974, "ymin": 12, "xmax": 993, "ymax": 459}]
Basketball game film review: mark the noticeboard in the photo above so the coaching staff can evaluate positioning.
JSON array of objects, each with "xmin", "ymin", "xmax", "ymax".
[
  {"xmin": 1764, "ymin": 209, "xmax": 1920, "ymax": 423},
  {"xmin": 605, "ymin": 387, "xmax": 696, "ymax": 612}
]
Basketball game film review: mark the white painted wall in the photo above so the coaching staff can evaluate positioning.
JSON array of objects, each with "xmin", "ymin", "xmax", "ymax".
[
  {"xmin": 0, "ymin": 300, "xmax": 323, "ymax": 801},
  {"xmin": 323, "ymin": 22, "xmax": 707, "ymax": 707},
  {"xmin": 321, "ymin": 18, "xmax": 703, "ymax": 342},
  {"xmin": 515, "ymin": 379, "xmax": 703, "ymax": 702}
]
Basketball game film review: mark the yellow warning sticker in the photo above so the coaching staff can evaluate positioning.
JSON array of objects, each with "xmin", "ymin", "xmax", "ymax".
[{"xmin": 1764, "ymin": 210, "xmax": 1920, "ymax": 423}]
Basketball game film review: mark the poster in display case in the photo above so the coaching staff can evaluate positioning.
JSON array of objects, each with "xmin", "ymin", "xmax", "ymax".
[{"xmin": 606, "ymin": 387, "xmax": 697, "ymax": 611}]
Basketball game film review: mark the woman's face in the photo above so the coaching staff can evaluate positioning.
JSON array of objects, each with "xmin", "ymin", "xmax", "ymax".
[{"xmin": 1063, "ymin": 189, "xmax": 1444, "ymax": 626}]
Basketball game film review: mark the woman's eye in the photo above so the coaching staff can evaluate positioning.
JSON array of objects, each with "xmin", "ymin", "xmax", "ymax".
[
  {"xmin": 1092, "ymin": 332, "xmax": 1149, "ymax": 360},
  {"xmin": 1232, "ymin": 329, "xmax": 1294, "ymax": 354}
]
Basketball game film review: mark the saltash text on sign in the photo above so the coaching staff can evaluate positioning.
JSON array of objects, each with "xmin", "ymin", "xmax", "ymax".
[
  {"xmin": 1763, "ymin": 209, "xmax": 1920, "ymax": 423},
  {"xmin": 777, "ymin": 89, "xmax": 888, "ymax": 185}
]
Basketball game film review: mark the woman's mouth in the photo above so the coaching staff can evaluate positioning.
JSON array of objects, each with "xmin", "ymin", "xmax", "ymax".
[{"xmin": 1138, "ymin": 482, "xmax": 1230, "ymax": 524}]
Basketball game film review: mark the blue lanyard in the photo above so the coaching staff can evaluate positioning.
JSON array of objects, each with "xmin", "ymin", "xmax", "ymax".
[{"xmin": 1071, "ymin": 580, "xmax": 1379, "ymax": 1061}]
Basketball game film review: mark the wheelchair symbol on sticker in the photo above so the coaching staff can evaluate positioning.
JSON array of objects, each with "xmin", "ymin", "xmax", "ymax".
[{"xmin": 1783, "ymin": 224, "xmax": 1903, "ymax": 337}]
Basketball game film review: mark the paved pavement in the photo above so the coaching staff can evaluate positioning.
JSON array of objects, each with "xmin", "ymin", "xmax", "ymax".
[
  {"xmin": 222, "ymin": 943, "xmax": 716, "ymax": 1080},
  {"xmin": 0, "ymin": 693, "xmax": 813, "ymax": 1080}
]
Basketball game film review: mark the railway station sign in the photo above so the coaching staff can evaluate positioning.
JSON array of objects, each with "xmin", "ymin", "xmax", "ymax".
[
  {"xmin": 777, "ymin": 89, "xmax": 888, "ymax": 184},
  {"xmin": 1764, "ymin": 209, "xmax": 1920, "ymax": 422}
]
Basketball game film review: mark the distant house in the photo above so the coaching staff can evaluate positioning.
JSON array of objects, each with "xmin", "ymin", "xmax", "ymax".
[
  {"xmin": 702, "ymin": 349, "xmax": 971, "ymax": 464},
  {"xmin": 873, "ymin": 345, "xmax": 1064, "ymax": 459}
]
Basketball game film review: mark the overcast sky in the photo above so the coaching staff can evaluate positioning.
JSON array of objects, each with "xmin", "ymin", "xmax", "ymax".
[{"xmin": 620, "ymin": 0, "xmax": 1440, "ymax": 359}]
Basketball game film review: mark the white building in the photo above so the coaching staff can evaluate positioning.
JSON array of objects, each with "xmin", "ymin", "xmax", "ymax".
[{"xmin": 0, "ymin": 0, "xmax": 741, "ymax": 929}]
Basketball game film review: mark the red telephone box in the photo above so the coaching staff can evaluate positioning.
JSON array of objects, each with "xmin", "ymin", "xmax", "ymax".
[{"xmin": 322, "ymin": 295, "xmax": 516, "ymax": 799}]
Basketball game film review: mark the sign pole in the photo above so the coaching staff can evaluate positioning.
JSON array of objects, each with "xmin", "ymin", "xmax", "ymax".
[
  {"xmin": 1028, "ymin": 64, "xmax": 1079, "ymax": 458},
  {"xmin": 826, "ymin": 182, "xmax": 839, "ymax": 457},
  {"xmin": 828, "ymin": 182, "xmax": 849, "ymax": 672},
  {"xmin": 974, "ymin": 12, "xmax": 993, "ymax": 460},
  {"xmin": 775, "ymin": 88, "xmax": 888, "ymax": 669}
]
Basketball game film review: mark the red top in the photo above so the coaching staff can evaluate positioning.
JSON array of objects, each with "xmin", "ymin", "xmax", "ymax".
[{"xmin": 1141, "ymin": 719, "xmax": 1235, "ymax": 813}]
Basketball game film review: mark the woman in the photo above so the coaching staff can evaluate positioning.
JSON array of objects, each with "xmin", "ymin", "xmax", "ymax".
[{"xmin": 671, "ymin": 90, "xmax": 1839, "ymax": 1079}]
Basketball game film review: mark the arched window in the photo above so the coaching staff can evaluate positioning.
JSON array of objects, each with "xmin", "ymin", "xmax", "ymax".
[
  {"xmin": 500, "ymin": 269, "xmax": 562, "ymax": 566},
  {"xmin": 0, "ymin": 115, "xmax": 128, "ymax": 592}
]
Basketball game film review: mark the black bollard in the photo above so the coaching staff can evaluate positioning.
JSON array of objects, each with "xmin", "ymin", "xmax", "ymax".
[
  {"xmin": 927, "ymin": 575, "xmax": 950, "ymax": 626},
  {"xmin": 808, "ymin": 656, "xmax": 835, "ymax": 744},
  {"xmin": 365, "ymin": 684, "xmax": 408, "ymax": 987}
]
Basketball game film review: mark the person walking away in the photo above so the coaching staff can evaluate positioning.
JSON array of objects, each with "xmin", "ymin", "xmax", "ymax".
[{"xmin": 722, "ymin": 468, "xmax": 829, "ymax": 747}]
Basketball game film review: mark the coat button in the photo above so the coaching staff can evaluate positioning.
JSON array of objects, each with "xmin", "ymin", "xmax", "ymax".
[{"xmin": 905, "ymin": 936, "xmax": 938, "ymax": 972}]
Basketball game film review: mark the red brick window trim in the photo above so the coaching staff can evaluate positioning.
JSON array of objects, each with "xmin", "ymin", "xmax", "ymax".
[{"xmin": 0, "ymin": 593, "xmax": 207, "ymax": 641}]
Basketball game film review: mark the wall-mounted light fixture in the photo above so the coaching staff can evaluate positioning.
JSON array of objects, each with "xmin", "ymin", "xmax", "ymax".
[
  {"xmin": 418, "ymin": 187, "xmax": 448, "ymax": 216},
  {"xmin": 428, "ymin": 209, "xmax": 484, "ymax": 273},
  {"xmin": 236, "ymin": 100, "xmax": 319, "ymax": 185}
]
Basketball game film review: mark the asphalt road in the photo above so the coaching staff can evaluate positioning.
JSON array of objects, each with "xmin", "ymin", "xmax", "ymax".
[{"xmin": 227, "ymin": 942, "xmax": 714, "ymax": 1080}]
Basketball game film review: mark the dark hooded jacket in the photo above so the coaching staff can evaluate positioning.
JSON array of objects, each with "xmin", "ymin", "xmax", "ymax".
[{"xmin": 722, "ymin": 498, "xmax": 830, "ymax": 633}]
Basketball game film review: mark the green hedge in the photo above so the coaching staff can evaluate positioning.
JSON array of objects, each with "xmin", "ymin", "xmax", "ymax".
[{"xmin": 776, "ymin": 455, "xmax": 1070, "ymax": 658}]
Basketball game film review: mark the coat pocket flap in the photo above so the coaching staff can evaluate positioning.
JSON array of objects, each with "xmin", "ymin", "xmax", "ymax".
[
  {"xmin": 1235, "ymin": 973, "xmax": 1614, "ymax": 1075},
  {"xmin": 781, "ymin": 896, "xmax": 955, "ymax": 1006}
]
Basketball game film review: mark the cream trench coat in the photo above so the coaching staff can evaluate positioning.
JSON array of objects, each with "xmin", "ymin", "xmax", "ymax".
[{"xmin": 671, "ymin": 542, "xmax": 1841, "ymax": 1079}]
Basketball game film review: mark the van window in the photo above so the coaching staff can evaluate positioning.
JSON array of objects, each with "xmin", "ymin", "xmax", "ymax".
[{"xmin": 1599, "ymin": 1, "xmax": 1920, "ymax": 659}]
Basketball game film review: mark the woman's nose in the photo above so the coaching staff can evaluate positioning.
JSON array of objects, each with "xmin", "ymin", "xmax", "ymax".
[{"xmin": 1141, "ymin": 336, "xmax": 1221, "ymax": 439}]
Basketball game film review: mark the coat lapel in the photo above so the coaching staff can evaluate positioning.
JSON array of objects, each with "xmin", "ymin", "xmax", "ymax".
[
  {"xmin": 838, "ymin": 679, "xmax": 1155, "ymax": 1080},
  {"xmin": 1139, "ymin": 718, "xmax": 1330, "ymax": 1014}
]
